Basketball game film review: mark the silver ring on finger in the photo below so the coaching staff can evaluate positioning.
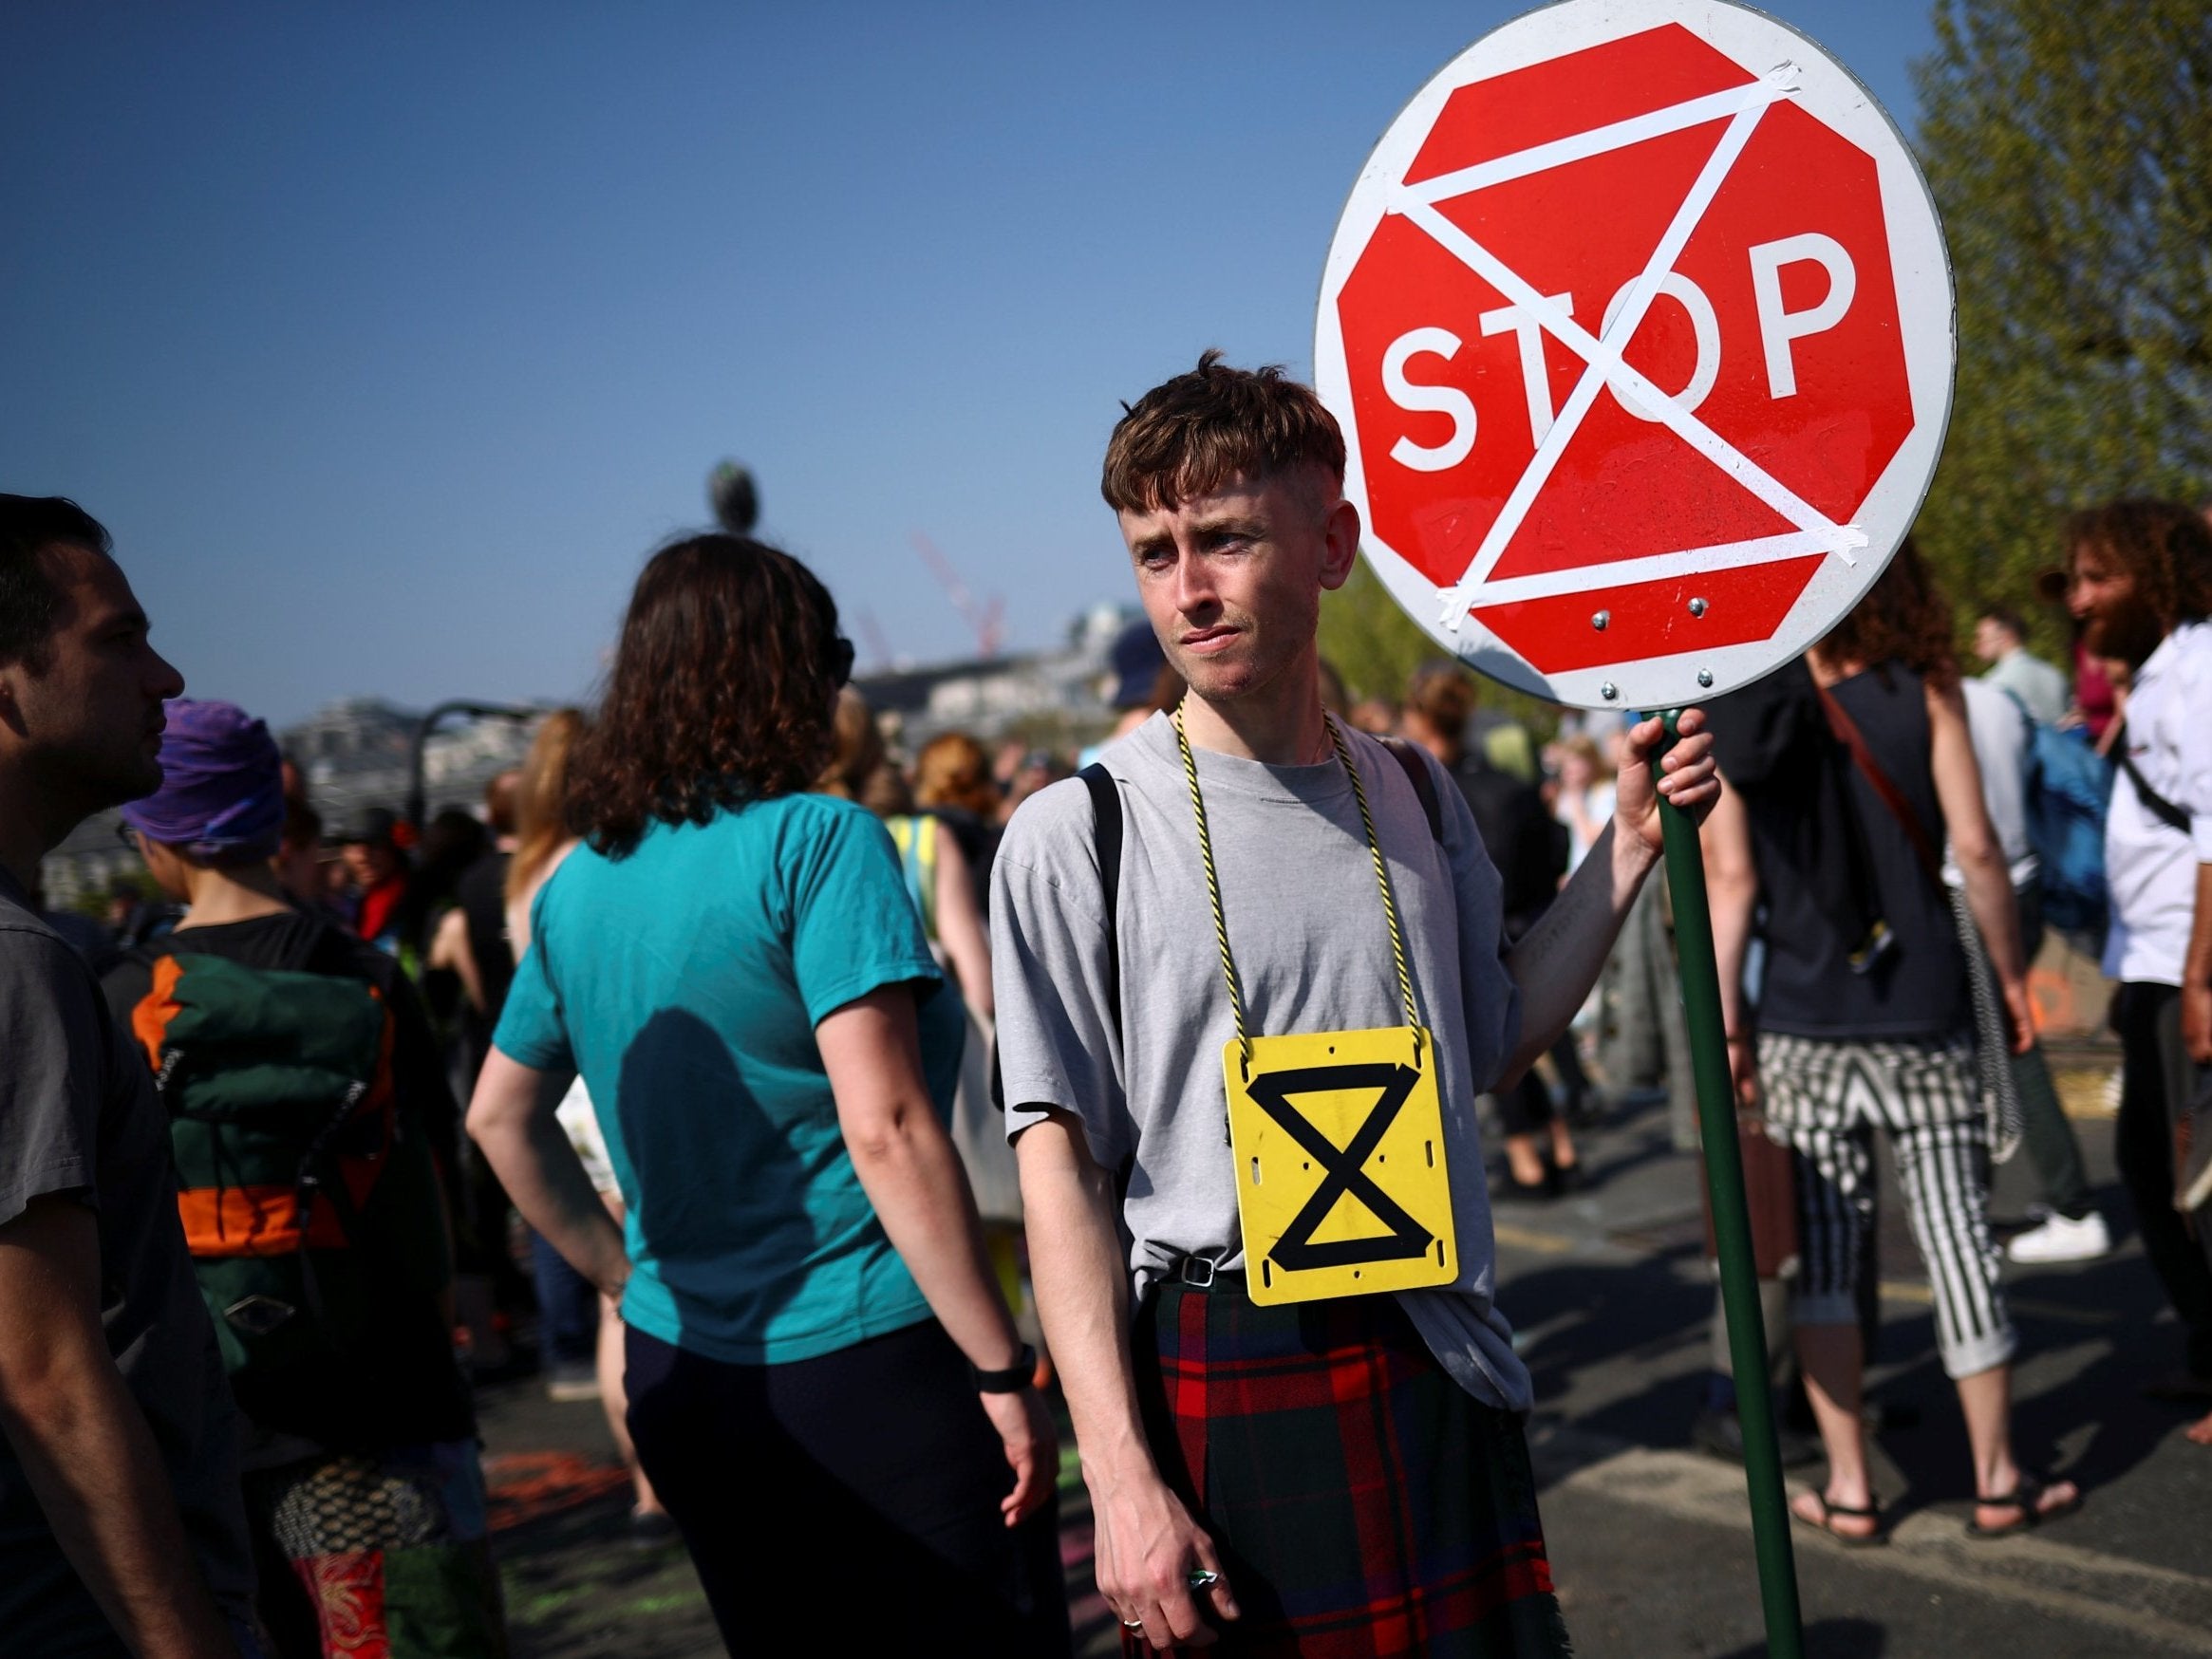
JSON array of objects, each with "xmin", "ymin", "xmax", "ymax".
[{"xmin": 1121, "ymin": 1616, "xmax": 1145, "ymax": 1630}]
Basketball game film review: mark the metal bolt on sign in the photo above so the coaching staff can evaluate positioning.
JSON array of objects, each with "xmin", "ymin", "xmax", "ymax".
[{"xmin": 1314, "ymin": 2, "xmax": 1959, "ymax": 1653}]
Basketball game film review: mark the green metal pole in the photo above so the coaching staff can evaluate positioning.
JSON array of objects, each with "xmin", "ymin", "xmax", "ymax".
[{"xmin": 1660, "ymin": 709, "xmax": 1805, "ymax": 1658}]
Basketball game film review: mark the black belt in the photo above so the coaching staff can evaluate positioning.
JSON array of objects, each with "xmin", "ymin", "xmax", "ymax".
[{"xmin": 1161, "ymin": 1254, "xmax": 1244, "ymax": 1293}]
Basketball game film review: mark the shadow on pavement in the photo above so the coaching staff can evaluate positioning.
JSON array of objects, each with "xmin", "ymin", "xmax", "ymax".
[{"xmin": 1715, "ymin": 1617, "xmax": 1886, "ymax": 1657}]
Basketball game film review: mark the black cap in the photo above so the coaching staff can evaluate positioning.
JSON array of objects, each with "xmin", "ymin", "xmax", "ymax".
[
  {"xmin": 336, "ymin": 805, "xmax": 401, "ymax": 847},
  {"xmin": 1109, "ymin": 620, "xmax": 1168, "ymax": 710}
]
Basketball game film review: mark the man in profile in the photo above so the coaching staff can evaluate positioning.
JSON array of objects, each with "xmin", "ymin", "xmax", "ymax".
[
  {"xmin": 1973, "ymin": 601, "xmax": 2070, "ymax": 726},
  {"xmin": 0, "ymin": 494, "xmax": 256, "ymax": 1655}
]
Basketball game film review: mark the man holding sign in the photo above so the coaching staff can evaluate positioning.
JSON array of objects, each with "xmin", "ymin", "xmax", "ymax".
[{"xmin": 993, "ymin": 353, "xmax": 1718, "ymax": 1651}]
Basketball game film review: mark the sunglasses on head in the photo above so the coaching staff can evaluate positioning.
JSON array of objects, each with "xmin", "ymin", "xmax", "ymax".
[{"xmin": 828, "ymin": 635, "xmax": 855, "ymax": 688}]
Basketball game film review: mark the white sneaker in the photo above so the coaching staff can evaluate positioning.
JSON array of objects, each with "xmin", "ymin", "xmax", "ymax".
[{"xmin": 2008, "ymin": 1210, "xmax": 2111, "ymax": 1263}]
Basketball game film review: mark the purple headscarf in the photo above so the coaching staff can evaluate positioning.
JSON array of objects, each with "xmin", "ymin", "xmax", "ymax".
[{"xmin": 120, "ymin": 699, "xmax": 286, "ymax": 860}]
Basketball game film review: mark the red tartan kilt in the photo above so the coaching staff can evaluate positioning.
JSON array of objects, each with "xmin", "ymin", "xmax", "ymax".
[{"xmin": 1128, "ymin": 1280, "xmax": 1571, "ymax": 1658}]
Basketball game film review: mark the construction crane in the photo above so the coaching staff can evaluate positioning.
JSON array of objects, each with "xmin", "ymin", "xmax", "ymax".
[
  {"xmin": 853, "ymin": 608, "xmax": 896, "ymax": 673},
  {"xmin": 909, "ymin": 531, "xmax": 1004, "ymax": 660}
]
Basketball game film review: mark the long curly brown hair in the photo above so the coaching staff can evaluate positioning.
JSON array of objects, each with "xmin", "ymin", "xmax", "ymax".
[
  {"xmin": 1810, "ymin": 535, "xmax": 1959, "ymax": 690},
  {"xmin": 570, "ymin": 534, "xmax": 846, "ymax": 857},
  {"xmin": 2063, "ymin": 499, "xmax": 2212, "ymax": 631}
]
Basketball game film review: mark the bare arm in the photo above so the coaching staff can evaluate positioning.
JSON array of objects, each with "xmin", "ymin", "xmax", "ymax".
[
  {"xmin": 0, "ymin": 1196, "xmax": 238, "ymax": 1659},
  {"xmin": 1016, "ymin": 1112, "xmax": 1238, "ymax": 1644},
  {"xmin": 1700, "ymin": 779, "xmax": 1761, "ymax": 1104},
  {"xmin": 930, "ymin": 832, "xmax": 994, "ymax": 1021},
  {"xmin": 466, "ymin": 1050, "xmax": 629, "ymax": 1296},
  {"xmin": 2175, "ymin": 660, "xmax": 2212, "ymax": 1066},
  {"xmin": 816, "ymin": 987, "xmax": 1051, "ymax": 1524},
  {"xmin": 1501, "ymin": 712, "xmax": 1719, "ymax": 1082},
  {"xmin": 1926, "ymin": 680, "xmax": 2033, "ymax": 1052},
  {"xmin": 2183, "ymin": 865, "xmax": 2212, "ymax": 1065},
  {"xmin": 1703, "ymin": 779, "xmax": 1758, "ymax": 1035},
  {"xmin": 428, "ymin": 907, "xmax": 485, "ymax": 1015}
]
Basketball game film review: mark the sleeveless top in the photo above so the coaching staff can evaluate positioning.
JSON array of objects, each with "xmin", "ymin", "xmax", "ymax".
[{"xmin": 1710, "ymin": 660, "xmax": 1968, "ymax": 1043}]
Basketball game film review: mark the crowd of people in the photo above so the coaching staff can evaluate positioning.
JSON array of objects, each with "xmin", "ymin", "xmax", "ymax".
[{"xmin": 1, "ymin": 351, "xmax": 2208, "ymax": 1659}]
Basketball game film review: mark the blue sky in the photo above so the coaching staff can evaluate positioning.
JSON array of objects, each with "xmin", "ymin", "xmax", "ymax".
[{"xmin": 3, "ymin": 1, "xmax": 1937, "ymax": 725}]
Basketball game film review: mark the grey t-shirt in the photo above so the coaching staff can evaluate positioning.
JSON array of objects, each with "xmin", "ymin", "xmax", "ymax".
[
  {"xmin": 0, "ymin": 871, "xmax": 254, "ymax": 1649},
  {"xmin": 991, "ymin": 714, "xmax": 1533, "ymax": 1411}
]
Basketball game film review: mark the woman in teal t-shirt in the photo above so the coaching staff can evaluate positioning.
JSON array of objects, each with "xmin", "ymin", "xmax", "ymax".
[{"xmin": 469, "ymin": 535, "xmax": 1067, "ymax": 1654}]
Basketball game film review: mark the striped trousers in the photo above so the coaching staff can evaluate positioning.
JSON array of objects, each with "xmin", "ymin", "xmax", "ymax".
[{"xmin": 1757, "ymin": 1033, "xmax": 2017, "ymax": 1379}]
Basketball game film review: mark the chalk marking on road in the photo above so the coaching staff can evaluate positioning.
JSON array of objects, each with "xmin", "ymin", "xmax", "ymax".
[
  {"xmin": 1491, "ymin": 1221, "xmax": 1581, "ymax": 1255},
  {"xmin": 1546, "ymin": 1441, "xmax": 2212, "ymax": 1653},
  {"xmin": 1879, "ymin": 1277, "xmax": 2120, "ymax": 1327}
]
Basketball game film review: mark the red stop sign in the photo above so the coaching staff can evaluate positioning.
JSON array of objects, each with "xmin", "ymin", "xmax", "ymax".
[{"xmin": 1315, "ymin": 0, "xmax": 1952, "ymax": 711}]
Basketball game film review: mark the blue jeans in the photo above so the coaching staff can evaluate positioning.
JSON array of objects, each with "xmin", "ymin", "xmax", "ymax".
[{"xmin": 531, "ymin": 1229, "xmax": 598, "ymax": 1367}]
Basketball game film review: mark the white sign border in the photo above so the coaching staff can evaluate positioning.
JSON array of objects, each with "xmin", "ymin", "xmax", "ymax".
[{"xmin": 1314, "ymin": 0, "xmax": 1955, "ymax": 712}]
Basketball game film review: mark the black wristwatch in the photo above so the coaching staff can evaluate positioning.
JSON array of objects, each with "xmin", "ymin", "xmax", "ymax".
[{"xmin": 971, "ymin": 1345, "xmax": 1037, "ymax": 1394}]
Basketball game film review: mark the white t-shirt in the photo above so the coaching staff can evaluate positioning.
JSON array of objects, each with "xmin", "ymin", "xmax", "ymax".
[
  {"xmin": 1558, "ymin": 782, "xmax": 1615, "ymax": 872},
  {"xmin": 2105, "ymin": 620, "xmax": 2212, "ymax": 985},
  {"xmin": 990, "ymin": 714, "xmax": 1531, "ymax": 1411},
  {"xmin": 1982, "ymin": 646, "xmax": 2071, "ymax": 727},
  {"xmin": 1944, "ymin": 678, "xmax": 2037, "ymax": 892}
]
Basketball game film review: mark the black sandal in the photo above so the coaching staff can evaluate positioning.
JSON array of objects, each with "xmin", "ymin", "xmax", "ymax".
[
  {"xmin": 1967, "ymin": 1475, "xmax": 2082, "ymax": 1538},
  {"xmin": 1790, "ymin": 1488, "xmax": 1885, "ymax": 1548}
]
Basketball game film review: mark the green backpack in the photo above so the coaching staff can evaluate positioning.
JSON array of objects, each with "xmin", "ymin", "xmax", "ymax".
[{"xmin": 131, "ymin": 950, "xmax": 400, "ymax": 1380}]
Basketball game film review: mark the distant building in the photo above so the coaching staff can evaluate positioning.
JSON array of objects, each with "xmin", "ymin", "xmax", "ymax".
[
  {"xmin": 857, "ymin": 603, "xmax": 1132, "ymax": 752},
  {"xmin": 40, "ymin": 698, "xmax": 544, "ymax": 911},
  {"xmin": 40, "ymin": 604, "xmax": 1139, "ymax": 909}
]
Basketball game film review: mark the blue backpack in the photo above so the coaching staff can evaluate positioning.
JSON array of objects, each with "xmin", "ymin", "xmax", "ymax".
[{"xmin": 2017, "ymin": 704, "xmax": 2113, "ymax": 940}]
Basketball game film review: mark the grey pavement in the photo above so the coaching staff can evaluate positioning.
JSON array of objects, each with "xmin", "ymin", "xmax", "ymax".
[
  {"xmin": 1501, "ymin": 1073, "xmax": 2212, "ymax": 1659},
  {"xmin": 476, "ymin": 1066, "xmax": 2212, "ymax": 1657}
]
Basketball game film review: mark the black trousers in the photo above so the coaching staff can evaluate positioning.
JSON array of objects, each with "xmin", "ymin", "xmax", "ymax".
[
  {"xmin": 1492, "ymin": 1070, "xmax": 1556, "ymax": 1137},
  {"xmin": 625, "ymin": 1319, "xmax": 1069, "ymax": 1657},
  {"xmin": 2112, "ymin": 982, "xmax": 2212, "ymax": 1377},
  {"xmin": 2012, "ymin": 886, "xmax": 2094, "ymax": 1220}
]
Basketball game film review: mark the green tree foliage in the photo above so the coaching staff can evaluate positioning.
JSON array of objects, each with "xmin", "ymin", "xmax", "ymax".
[
  {"xmin": 1318, "ymin": 558, "xmax": 1436, "ymax": 708},
  {"xmin": 1319, "ymin": 559, "xmax": 1555, "ymax": 733},
  {"xmin": 1912, "ymin": 0, "xmax": 2212, "ymax": 646}
]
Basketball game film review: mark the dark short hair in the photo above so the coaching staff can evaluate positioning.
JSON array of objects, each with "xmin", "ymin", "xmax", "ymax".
[
  {"xmin": 1976, "ymin": 602, "xmax": 2027, "ymax": 639},
  {"xmin": 0, "ymin": 495, "xmax": 109, "ymax": 670},
  {"xmin": 569, "ymin": 534, "xmax": 845, "ymax": 857},
  {"xmin": 281, "ymin": 798, "xmax": 323, "ymax": 852},
  {"xmin": 2062, "ymin": 499, "xmax": 2212, "ymax": 631},
  {"xmin": 1101, "ymin": 350, "xmax": 1346, "ymax": 513},
  {"xmin": 1405, "ymin": 660, "xmax": 1478, "ymax": 745}
]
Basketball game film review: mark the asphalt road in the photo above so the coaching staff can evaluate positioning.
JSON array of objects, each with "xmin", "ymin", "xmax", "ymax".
[{"xmin": 476, "ymin": 1057, "xmax": 2212, "ymax": 1657}]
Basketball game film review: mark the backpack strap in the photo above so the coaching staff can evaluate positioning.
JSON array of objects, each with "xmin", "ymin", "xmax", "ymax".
[
  {"xmin": 1377, "ymin": 736, "xmax": 1444, "ymax": 843},
  {"xmin": 1815, "ymin": 680, "xmax": 1946, "ymax": 890},
  {"xmin": 990, "ymin": 765, "xmax": 1123, "ymax": 1112},
  {"xmin": 1078, "ymin": 764, "xmax": 1123, "ymax": 1044},
  {"xmin": 2112, "ymin": 722, "xmax": 2192, "ymax": 834}
]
